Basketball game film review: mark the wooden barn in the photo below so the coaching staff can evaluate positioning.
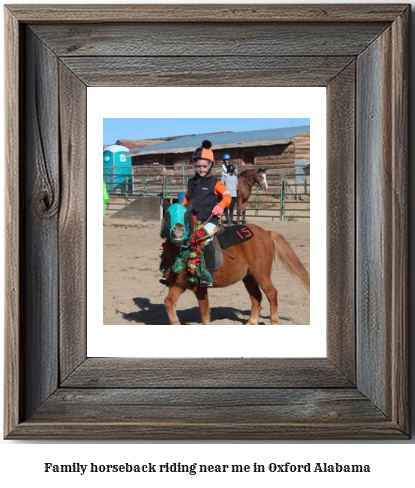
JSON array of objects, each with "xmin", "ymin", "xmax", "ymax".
[{"xmin": 124, "ymin": 126, "xmax": 310, "ymax": 169}]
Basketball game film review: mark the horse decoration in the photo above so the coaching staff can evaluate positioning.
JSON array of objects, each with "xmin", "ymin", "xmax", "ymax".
[
  {"xmin": 160, "ymin": 203, "xmax": 309, "ymax": 325},
  {"xmin": 236, "ymin": 168, "xmax": 268, "ymax": 224}
]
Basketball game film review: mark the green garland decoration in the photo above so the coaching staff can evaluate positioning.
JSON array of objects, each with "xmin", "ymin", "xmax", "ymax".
[
  {"xmin": 161, "ymin": 223, "xmax": 213, "ymax": 284},
  {"xmin": 172, "ymin": 248, "xmax": 190, "ymax": 274}
]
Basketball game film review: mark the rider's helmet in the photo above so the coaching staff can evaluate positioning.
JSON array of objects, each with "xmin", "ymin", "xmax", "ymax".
[
  {"xmin": 192, "ymin": 140, "xmax": 214, "ymax": 164},
  {"xmin": 222, "ymin": 153, "xmax": 231, "ymax": 161},
  {"xmin": 227, "ymin": 164, "xmax": 236, "ymax": 174}
]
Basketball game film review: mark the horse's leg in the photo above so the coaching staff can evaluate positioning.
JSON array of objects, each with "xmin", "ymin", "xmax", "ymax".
[
  {"xmin": 242, "ymin": 202, "xmax": 248, "ymax": 224},
  {"xmin": 164, "ymin": 285, "xmax": 185, "ymax": 325},
  {"xmin": 242, "ymin": 275, "xmax": 262, "ymax": 325},
  {"xmin": 236, "ymin": 197, "xmax": 242, "ymax": 224},
  {"xmin": 255, "ymin": 276, "xmax": 279, "ymax": 324},
  {"xmin": 194, "ymin": 287, "xmax": 210, "ymax": 325}
]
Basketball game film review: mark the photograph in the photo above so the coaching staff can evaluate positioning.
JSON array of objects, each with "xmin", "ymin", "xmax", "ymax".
[{"xmin": 102, "ymin": 119, "xmax": 311, "ymax": 327}]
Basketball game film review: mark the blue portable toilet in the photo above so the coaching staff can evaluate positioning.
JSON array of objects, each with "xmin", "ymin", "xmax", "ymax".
[{"xmin": 103, "ymin": 145, "xmax": 132, "ymax": 192}]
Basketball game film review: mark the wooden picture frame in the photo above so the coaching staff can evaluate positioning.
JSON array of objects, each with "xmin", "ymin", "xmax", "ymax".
[{"xmin": 4, "ymin": 4, "xmax": 409, "ymax": 439}]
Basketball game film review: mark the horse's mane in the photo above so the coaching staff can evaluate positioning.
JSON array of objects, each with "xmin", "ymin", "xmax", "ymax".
[
  {"xmin": 238, "ymin": 169, "xmax": 254, "ymax": 176},
  {"xmin": 238, "ymin": 168, "xmax": 265, "ymax": 177}
]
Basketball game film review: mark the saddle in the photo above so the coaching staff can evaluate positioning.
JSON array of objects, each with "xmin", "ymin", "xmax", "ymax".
[{"xmin": 212, "ymin": 224, "xmax": 254, "ymax": 270}]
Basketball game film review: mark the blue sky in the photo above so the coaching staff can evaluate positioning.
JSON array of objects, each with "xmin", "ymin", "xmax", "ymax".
[{"xmin": 103, "ymin": 118, "xmax": 310, "ymax": 145}]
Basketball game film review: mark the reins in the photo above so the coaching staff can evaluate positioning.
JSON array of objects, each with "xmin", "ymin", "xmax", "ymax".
[{"xmin": 191, "ymin": 214, "xmax": 223, "ymax": 241}]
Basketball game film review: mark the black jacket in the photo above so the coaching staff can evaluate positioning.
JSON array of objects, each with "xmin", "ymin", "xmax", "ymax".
[{"xmin": 187, "ymin": 174, "xmax": 220, "ymax": 224}]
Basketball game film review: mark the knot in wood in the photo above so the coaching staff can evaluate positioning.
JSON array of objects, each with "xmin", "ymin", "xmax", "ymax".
[{"xmin": 36, "ymin": 188, "xmax": 58, "ymax": 219}]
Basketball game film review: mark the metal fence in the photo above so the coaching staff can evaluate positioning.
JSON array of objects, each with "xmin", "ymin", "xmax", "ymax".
[{"xmin": 103, "ymin": 164, "xmax": 310, "ymax": 221}]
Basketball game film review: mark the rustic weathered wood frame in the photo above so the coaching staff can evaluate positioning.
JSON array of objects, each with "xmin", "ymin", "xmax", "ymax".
[{"xmin": 4, "ymin": 4, "xmax": 409, "ymax": 439}]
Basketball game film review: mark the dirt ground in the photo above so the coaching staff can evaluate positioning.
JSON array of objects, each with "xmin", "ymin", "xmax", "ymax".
[{"xmin": 103, "ymin": 213, "xmax": 310, "ymax": 325}]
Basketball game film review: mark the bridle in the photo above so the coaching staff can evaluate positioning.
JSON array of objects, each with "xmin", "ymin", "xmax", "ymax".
[{"xmin": 171, "ymin": 213, "xmax": 223, "ymax": 246}]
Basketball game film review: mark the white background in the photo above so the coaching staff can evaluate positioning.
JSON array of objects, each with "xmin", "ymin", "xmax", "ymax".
[
  {"xmin": 88, "ymin": 87, "xmax": 326, "ymax": 357},
  {"xmin": 1, "ymin": 0, "xmax": 415, "ymax": 486}
]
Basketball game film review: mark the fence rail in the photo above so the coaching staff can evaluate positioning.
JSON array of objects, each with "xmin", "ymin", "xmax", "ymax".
[{"xmin": 104, "ymin": 164, "xmax": 310, "ymax": 221}]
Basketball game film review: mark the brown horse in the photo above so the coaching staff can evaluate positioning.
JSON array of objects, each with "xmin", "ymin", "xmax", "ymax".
[
  {"xmin": 160, "ymin": 205, "xmax": 309, "ymax": 325},
  {"xmin": 236, "ymin": 168, "xmax": 268, "ymax": 224}
]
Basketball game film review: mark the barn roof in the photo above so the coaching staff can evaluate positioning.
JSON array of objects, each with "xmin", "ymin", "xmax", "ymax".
[
  {"xmin": 125, "ymin": 125, "xmax": 310, "ymax": 157},
  {"xmin": 103, "ymin": 144, "xmax": 129, "ymax": 153},
  {"xmin": 116, "ymin": 139, "xmax": 167, "ymax": 150}
]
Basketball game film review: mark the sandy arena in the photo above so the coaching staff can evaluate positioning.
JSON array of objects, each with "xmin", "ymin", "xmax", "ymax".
[{"xmin": 103, "ymin": 214, "xmax": 310, "ymax": 325}]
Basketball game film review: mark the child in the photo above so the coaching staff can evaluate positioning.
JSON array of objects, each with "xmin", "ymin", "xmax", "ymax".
[
  {"xmin": 222, "ymin": 164, "xmax": 238, "ymax": 225},
  {"xmin": 181, "ymin": 140, "xmax": 231, "ymax": 286},
  {"xmin": 221, "ymin": 153, "xmax": 231, "ymax": 180}
]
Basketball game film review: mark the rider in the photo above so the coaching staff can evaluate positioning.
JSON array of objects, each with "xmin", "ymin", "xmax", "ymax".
[
  {"xmin": 221, "ymin": 153, "xmax": 231, "ymax": 180},
  {"xmin": 181, "ymin": 140, "xmax": 231, "ymax": 287},
  {"xmin": 222, "ymin": 163, "xmax": 238, "ymax": 226}
]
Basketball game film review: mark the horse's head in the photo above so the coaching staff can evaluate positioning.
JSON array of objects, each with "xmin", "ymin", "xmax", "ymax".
[
  {"xmin": 254, "ymin": 169, "xmax": 268, "ymax": 190},
  {"xmin": 160, "ymin": 203, "xmax": 194, "ymax": 246}
]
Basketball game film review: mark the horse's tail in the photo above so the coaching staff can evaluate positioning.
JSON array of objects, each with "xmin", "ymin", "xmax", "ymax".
[{"xmin": 269, "ymin": 231, "xmax": 310, "ymax": 294}]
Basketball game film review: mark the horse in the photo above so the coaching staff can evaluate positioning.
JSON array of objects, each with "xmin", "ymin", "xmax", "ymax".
[
  {"xmin": 160, "ymin": 203, "xmax": 309, "ymax": 325},
  {"xmin": 236, "ymin": 168, "xmax": 268, "ymax": 224}
]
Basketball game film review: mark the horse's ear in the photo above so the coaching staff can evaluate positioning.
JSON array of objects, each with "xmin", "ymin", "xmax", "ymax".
[{"xmin": 161, "ymin": 198, "xmax": 172, "ymax": 216}]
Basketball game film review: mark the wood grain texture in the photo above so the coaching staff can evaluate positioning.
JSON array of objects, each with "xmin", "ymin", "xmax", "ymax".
[
  {"xmin": 7, "ymin": 421, "xmax": 406, "ymax": 441},
  {"xmin": 4, "ymin": 6, "xmax": 21, "ymax": 438},
  {"xmin": 21, "ymin": 28, "xmax": 60, "ymax": 420},
  {"xmin": 356, "ymin": 29, "xmax": 390, "ymax": 416},
  {"xmin": 32, "ymin": 389, "xmax": 386, "ymax": 423},
  {"xmin": 389, "ymin": 8, "xmax": 409, "ymax": 432},
  {"xmin": 326, "ymin": 62, "xmax": 356, "ymax": 383},
  {"xmin": 61, "ymin": 56, "xmax": 354, "ymax": 87},
  {"xmin": 58, "ymin": 63, "xmax": 87, "ymax": 381},
  {"xmin": 357, "ymin": 37, "xmax": 389, "ymax": 414},
  {"xmin": 31, "ymin": 22, "xmax": 388, "ymax": 57},
  {"xmin": 356, "ymin": 9, "xmax": 408, "ymax": 425},
  {"xmin": 6, "ymin": 4, "xmax": 409, "ymax": 23},
  {"xmin": 62, "ymin": 358, "xmax": 352, "ymax": 388}
]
